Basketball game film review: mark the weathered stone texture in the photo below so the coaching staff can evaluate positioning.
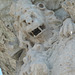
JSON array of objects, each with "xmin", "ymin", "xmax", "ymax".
[{"xmin": 1, "ymin": 0, "xmax": 75, "ymax": 75}]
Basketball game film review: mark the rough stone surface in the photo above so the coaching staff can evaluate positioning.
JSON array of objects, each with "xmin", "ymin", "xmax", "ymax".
[
  {"xmin": 0, "ymin": 51, "xmax": 16, "ymax": 75},
  {"xmin": 0, "ymin": 0, "xmax": 16, "ymax": 74},
  {"xmin": 0, "ymin": 20, "xmax": 16, "ymax": 75},
  {"xmin": 62, "ymin": 0, "xmax": 75, "ymax": 22},
  {"xmin": 1, "ymin": 0, "xmax": 75, "ymax": 75},
  {"xmin": 55, "ymin": 8, "xmax": 69, "ymax": 21},
  {"xmin": 32, "ymin": 0, "xmax": 64, "ymax": 10}
]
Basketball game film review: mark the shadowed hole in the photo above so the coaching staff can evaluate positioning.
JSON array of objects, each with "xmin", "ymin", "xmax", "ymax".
[
  {"xmin": 39, "ymin": 3, "xmax": 44, "ymax": 8},
  {"xmin": 32, "ymin": 28, "xmax": 41, "ymax": 36}
]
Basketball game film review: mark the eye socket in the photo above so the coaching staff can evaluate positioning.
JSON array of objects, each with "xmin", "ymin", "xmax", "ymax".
[{"xmin": 39, "ymin": 4, "xmax": 44, "ymax": 8}]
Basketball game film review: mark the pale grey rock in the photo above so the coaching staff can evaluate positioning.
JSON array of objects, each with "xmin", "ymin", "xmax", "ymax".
[
  {"xmin": 1, "ymin": 0, "xmax": 75, "ymax": 75},
  {"xmin": 9, "ymin": 0, "xmax": 75, "ymax": 75},
  {"xmin": 51, "ymin": 36, "xmax": 75, "ymax": 75},
  {"xmin": 33, "ymin": 0, "xmax": 64, "ymax": 10},
  {"xmin": 19, "ymin": 44, "xmax": 50, "ymax": 75},
  {"xmin": 44, "ymin": 0, "xmax": 64, "ymax": 10},
  {"xmin": 55, "ymin": 8, "xmax": 69, "ymax": 20},
  {"xmin": 59, "ymin": 18, "xmax": 75, "ymax": 37},
  {"xmin": 10, "ymin": 0, "xmax": 62, "ymax": 75},
  {"xmin": 0, "ymin": 51, "xmax": 16, "ymax": 75},
  {"xmin": 0, "ymin": 0, "xmax": 14, "ymax": 32},
  {"xmin": 62, "ymin": 0, "xmax": 75, "ymax": 22},
  {"xmin": 10, "ymin": 0, "xmax": 62, "ymax": 48}
]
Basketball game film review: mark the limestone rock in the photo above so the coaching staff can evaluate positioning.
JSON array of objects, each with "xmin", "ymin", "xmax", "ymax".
[
  {"xmin": 0, "ymin": 51, "xmax": 16, "ymax": 75},
  {"xmin": 55, "ymin": 8, "xmax": 69, "ymax": 20},
  {"xmin": 59, "ymin": 18, "xmax": 75, "ymax": 37},
  {"xmin": 33, "ymin": 0, "xmax": 64, "ymax": 10},
  {"xmin": 19, "ymin": 44, "xmax": 50, "ymax": 75},
  {"xmin": 10, "ymin": 0, "xmax": 75, "ymax": 75},
  {"xmin": 62, "ymin": 0, "xmax": 75, "ymax": 21},
  {"xmin": 10, "ymin": 0, "xmax": 62, "ymax": 49},
  {"xmin": 0, "ymin": 20, "xmax": 16, "ymax": 75},
  {"xmin": 0, "ymin": 0, "xmax": 14, "ymax": 32},
  {"xmin": 1, "ymin": 0, "xmax": 75, "ymax": 75},
  {"xmin": 51, "ymin": 37, "xmax": 75, "ymax": 75}
]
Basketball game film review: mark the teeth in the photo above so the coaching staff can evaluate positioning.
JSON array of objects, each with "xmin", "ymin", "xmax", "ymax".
[
  {"xmin": 29, "ymin": 27, "xmax": 41, "ymax": 37},
  {"xmin": 29, "ymin": 24, "xmax": 45, "ymax": 37},
  {"xmin": 59, "ymin": 18, "xmax": 75, "ymax": 37}
]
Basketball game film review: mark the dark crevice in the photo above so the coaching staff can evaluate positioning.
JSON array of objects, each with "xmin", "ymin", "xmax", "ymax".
[
  {"xmin": 39, "ymin": 4, "xmax": 44, "ymax": 8},
  {"xmin": 32, "ymin": 28, "xmax": 41, "ymax": 36}
]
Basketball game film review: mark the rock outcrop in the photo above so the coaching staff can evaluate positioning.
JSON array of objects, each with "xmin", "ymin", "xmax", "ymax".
[
  {"xmin": 0, "ymin": 20, "xmax": 16, "ymax": 75},
  {"xmin": 1, "ymin": 0, "xmax": 75, "ymax": 75},
  {"xmin": 0, "ymin": 0, "xmax": 16, "ymax": 74}
]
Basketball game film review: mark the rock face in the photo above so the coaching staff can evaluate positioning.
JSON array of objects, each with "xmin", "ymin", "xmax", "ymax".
[
  {"xmin": 0, "ymin": 20, "xmax": 16, "ymax": 75},
  {"xmin": 62, "ymin": 0, "xmax": 75, "ymax": 22},
  {"xmin": 1, "ymin": 0, "xmax": 75, "ymax": 75},
  {"xmin": 0, "ymin": 51, "xmax": 16, "ymax": 75},
  {"xmin": 0, "ymin": 1, "xmax": 16, "ymax": 74}
]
